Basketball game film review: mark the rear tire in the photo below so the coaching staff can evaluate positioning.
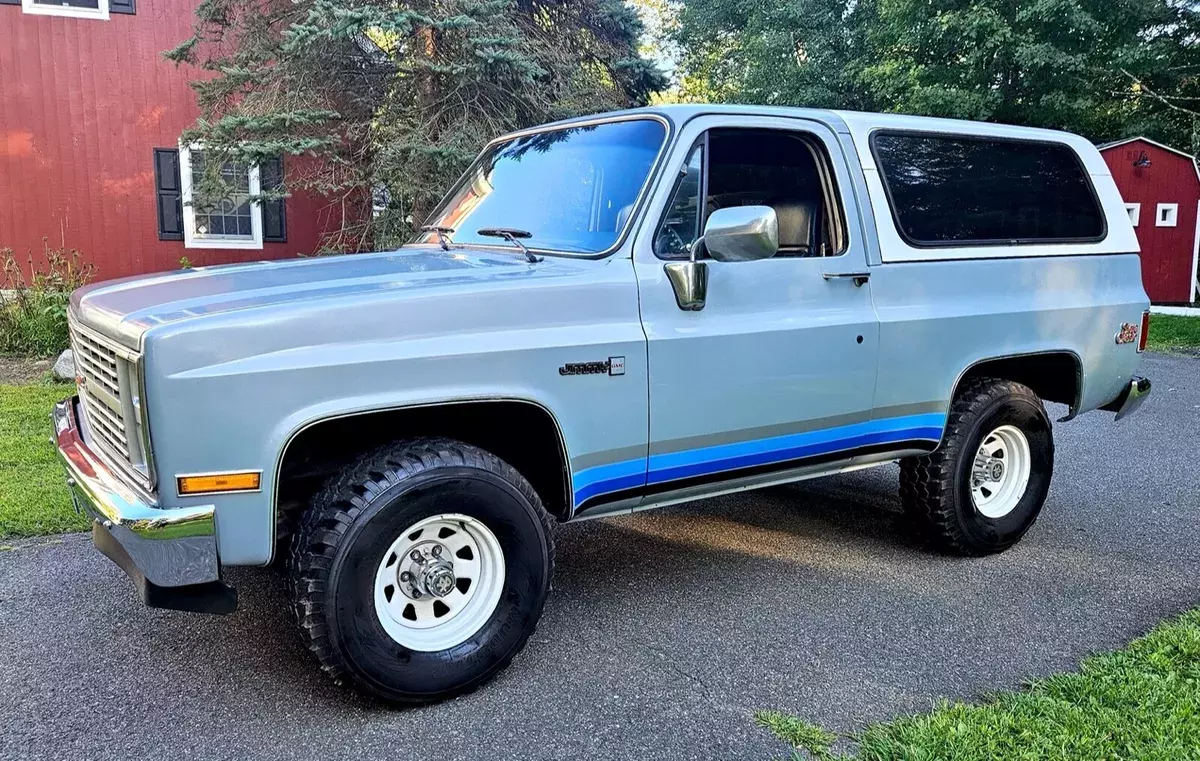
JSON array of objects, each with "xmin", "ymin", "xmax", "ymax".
[
  {"xmin": 288, "ymin": 438, "xmax": 554, "ymax": 704},
  {"xmin": 900, "ymin": 377, "xmax": 1054, "ymax": 556}
]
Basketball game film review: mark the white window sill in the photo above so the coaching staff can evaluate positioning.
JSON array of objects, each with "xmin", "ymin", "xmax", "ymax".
[
  {"xmin": 21, "ymin": 3, "xmax": 109, "ymax": 18},
  {"xmin": 184, "ymin": 237, "xmax": 264, "ymax": 250}
]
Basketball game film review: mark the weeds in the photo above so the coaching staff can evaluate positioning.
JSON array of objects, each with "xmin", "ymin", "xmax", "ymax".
[{"xmin": 0, "ymin": 240, "xmax": 93, "ymax": 357}]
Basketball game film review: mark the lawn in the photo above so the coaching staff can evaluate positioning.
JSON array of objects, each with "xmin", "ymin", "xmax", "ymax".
[
  {"xmin": 1147, "ymin": 313, "xmax": 1200, "ymax": 352},
  {"xmin": 757, "ymin": 608, "xmax": 1200, "ymax": 760},
  {"xmin": 0, "ymin": 382, "xmax": 87, "ymax": 539}
]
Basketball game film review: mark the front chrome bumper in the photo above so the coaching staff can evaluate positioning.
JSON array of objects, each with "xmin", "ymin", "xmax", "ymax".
[
  {"xmin": 53, "ymin": 397, "xmax": 236, "ymax": 614},
  {"xmin": 1101, "ymin": 376, "xmax": 1152, "ymax": 421}
]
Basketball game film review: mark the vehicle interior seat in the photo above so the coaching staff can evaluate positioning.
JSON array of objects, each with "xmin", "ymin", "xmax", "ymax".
[{"xmin": 769, "ymin": 199, "xmax": 821, "ymax": 256}]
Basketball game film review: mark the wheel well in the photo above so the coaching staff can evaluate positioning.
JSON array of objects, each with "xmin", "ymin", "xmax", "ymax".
[
  {"xmin": 957, "ymin": 352, "xmax": 1081, "ymax": 412},
  {"xmin": 276, "ymin": 401, "xmax": 572, "ymax": 538}
]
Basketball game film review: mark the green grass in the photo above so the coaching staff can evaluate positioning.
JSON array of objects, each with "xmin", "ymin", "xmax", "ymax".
[
  {"xmin": 757, "ymin": 609, "xmax": 1200, "ymax": 760},
  {"xmin": 0, "ymin": 383, "xmax": 87, "ymax": 538},
  {"xmin": 1147, "ymin": 314, "xmax": 1200, "ymax": 352}
]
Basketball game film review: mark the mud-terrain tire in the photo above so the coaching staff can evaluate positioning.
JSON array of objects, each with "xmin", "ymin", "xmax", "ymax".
[
  {"xmin": 900, "ymin": 378, "xmax": 1054, "ymax": 556},
  {"xmin": 288, "ymin": 438, "xmax": 555, "ymax": 704}
]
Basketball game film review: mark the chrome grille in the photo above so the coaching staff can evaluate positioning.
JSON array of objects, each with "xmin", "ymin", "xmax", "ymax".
[{"xmin": 69, "ymin": 319, "xmax": 152, "ymax": 489}]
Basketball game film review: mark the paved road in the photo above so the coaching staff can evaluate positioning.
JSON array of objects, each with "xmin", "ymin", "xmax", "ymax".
[{"xmin": 2, "ymin": 353, "xmax": 1198, "ymax": 761}]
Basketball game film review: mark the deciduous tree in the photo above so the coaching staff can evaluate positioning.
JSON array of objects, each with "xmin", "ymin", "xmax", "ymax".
[{"xmin": 668, "ymin": 0, "xmax": 1200, "ymax": 151}]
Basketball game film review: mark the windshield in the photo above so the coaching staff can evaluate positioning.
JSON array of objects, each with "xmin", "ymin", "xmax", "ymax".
[{"xmin": 414, "ymin": 117, "xmax": 667, "ymax": 255}]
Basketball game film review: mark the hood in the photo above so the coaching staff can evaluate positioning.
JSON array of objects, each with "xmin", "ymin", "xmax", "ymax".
[{"xmin": 72, "ymin": 247, "xmax": 563, "ymax": 349}]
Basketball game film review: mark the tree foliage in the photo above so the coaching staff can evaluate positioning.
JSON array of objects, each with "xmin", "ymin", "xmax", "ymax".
[
  {"xmin": 670, "ymin": 0, "xmax": 1200, "ymax": 152},
  {"xmin": 168, "ymin": 0, "xmax": 666, "ymax": 251}
]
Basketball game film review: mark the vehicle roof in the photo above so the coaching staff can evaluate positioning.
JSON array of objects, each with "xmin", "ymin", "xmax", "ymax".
[
  {"xmin": 505, "ymin": 103, "xmax": 1105, "ymax": 174},
  {"xmin": 520, "ymin": 103, "xmax": 1086, "ymax": 142}
]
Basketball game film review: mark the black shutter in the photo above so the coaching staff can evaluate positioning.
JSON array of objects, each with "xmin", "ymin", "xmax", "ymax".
[
  {"xmin": 154, "ymin": 149, "xmax": 184, "ymax": 241},
  {"xmin": 261, "ymin": 156, "xmax": 286, "ymax": 243},
  {"xmin": 110, "ymin": 0, "xmax": 135, "ymax": 13}
]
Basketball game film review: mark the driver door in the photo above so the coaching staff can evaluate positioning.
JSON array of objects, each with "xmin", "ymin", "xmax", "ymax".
[{"xmin": 632, "ymin": 114, "xmax": 883, "ymax": 503}]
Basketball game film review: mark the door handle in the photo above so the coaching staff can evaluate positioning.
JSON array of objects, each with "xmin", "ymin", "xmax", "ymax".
[{"xmin": 822, "ymin": 271, "xmax": 870, "ymax": 287}]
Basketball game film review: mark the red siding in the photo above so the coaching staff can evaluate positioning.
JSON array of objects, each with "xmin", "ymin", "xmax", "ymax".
[
  {"xmin": 1101, "ymin": 139, "xmax": 1200, "ymax": 303},
  {"xmin": 0, "ymin": 4, "xmax": 340, "ymax": 281}
]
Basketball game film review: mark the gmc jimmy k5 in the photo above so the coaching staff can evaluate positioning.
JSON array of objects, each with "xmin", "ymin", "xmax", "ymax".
[{"xmin": 55, "ymin": 105, "xmax": 1151, "ymax": 702}]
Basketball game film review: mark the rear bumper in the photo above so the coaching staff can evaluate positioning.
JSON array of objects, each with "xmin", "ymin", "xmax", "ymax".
[
  {"xmin": 1101, "ymin": 376, "xmax": 1152, "ymax": 421},
  {"xmin": 53, "ymin": 397, "xmax": 236, "ymax": 614}
]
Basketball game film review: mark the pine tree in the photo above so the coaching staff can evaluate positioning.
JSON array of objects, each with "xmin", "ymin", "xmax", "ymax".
[{"xmin": 167, "ymin": 0, "xmax": 666, "ymax": 252}]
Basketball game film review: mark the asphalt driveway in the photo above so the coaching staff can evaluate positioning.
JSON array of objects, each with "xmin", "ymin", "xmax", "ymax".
[{"xmin": 2, "ymin": 353, "xmax": 1197, "ymax": 761}]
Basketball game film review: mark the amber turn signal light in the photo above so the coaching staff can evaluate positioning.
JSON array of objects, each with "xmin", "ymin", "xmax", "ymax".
[{"xmin": 177, "ymin": 472, "xmax": 261, "ymax": 495}]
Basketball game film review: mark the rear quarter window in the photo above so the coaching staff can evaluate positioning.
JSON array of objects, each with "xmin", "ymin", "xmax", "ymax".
[{"xmin": 871, "ymin": 132, "xmax": 1107, "ymax": 247}]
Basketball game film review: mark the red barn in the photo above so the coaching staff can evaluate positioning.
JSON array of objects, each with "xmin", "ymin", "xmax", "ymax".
[
  {"xmin": 0, "ymin": 0, "xmax": 341, "ymax": 281},
  {"xmin": 1099, "ymin": 137, "xmax": 1200, "ymax": 304}
]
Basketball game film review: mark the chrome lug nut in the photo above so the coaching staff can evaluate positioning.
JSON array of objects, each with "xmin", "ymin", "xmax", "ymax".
[
  {"xmin": 399, "ymin": 571, "xmax": 412, "ymax": 582},
  {"xmin": 431, "ymin": 545, "xmax": 442, "ymax": 557},
  {"xmin": 410, "ymin": 549, "xmax": 424, "ymax": 562}
]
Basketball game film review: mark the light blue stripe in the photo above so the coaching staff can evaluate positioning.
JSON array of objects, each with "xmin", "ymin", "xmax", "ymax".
[
  {"xmin": 647, "ymin": 413, "xmax": 945, "ymax": 473},
  {"xmin": 647, "ymin": 424, "xmax": 943, "ymax": 485},
  {"xmin": 571, "ymin": 413, "xmax": 946, "ymax": 505},
  {"xmin": 571, "ymin": 456, "xmax": 648, "ymax": 492}
]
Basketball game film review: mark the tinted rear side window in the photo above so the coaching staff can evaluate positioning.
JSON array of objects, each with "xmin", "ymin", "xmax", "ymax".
[{"xmin": 872, "ymin": 132, "xmax": 1106, "ymax": 246}]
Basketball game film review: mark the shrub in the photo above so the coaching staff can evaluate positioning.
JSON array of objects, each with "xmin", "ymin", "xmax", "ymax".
[{"xmin": 0, "ymin": 241, "xmax": 94, "ymax": 357}]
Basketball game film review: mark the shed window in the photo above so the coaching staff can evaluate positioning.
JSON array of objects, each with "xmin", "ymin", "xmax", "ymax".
[
  {"xmin": 872, "ymin": 132, "xmax": 1106, "ymax": 247},
  {"xmin": 21, "ymin": 0, "xmax": 108, "ymax": 19},
  {"xmin": 1156, "ymin": 203, "xmax": 1178, "ymax": 228},
  {"xmin": 1118, "ymin": 201, "xmax": 1137, "ymax": 225},
  {"xmin": 181, "ymin": 147, "xmax": 262, "ymax": 249},
  {"xmin": 167, "ymin": 146, "xmax": 286, "ymax": 249}
]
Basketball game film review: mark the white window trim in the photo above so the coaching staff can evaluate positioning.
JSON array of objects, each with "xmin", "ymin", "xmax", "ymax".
[
  {"xmin": 179, "ymin": 144, "xmax": 264, "ymax": 250},
  {"xmin": 1192, "ymin": 201, "xmax": 1200, "ymax": 302},
  {"xmin": 1126, "ymin": 203, "xmax": 1141, "ymax": 228},
  {"xmin": 1156, "ymin": 203, "xmax": 1179, "ymax": 228},
  {"xmin": 21, "ymin": 0, "xmax": 109, "ymax": 20}
]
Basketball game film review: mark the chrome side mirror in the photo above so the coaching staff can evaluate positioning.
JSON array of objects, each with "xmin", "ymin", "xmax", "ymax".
[
  {"xmin": 703, "ymin": 206, "xmax": 779, "ymax": 262},
  {"xmin": 664, "ymin": 240, "xmax": 708, "ymax": 311},
  {"xmin": 663, "ymin": 206, "xmax": 778, "ymax": 311}
]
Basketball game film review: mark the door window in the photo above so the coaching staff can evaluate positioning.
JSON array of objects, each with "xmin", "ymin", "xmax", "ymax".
[
  {"xmin": 654, "ymin": 128, "xmax": 846, "ymax": 260},
  {"xmin": 654, "ymin": 143, "xmax": 704, "ymax": 259}
]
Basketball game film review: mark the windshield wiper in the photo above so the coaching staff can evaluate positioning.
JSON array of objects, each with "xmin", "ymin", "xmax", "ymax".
[
  {"xmin": 477, "ymin": 228, "xmax": 541, "ymax": 263},
  {"xmin": 419, "ymin": 225, "xmax": 456, "ymax": 251}
]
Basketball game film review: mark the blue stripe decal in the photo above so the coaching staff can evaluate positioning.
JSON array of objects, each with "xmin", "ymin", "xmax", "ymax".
[
  {"xmin": 573, "ymin": 459, "xmax": 650, "ymax": 505},
  {"xmin": 572, "ymin": 413, "xmax": 946, "ymax": 506}
]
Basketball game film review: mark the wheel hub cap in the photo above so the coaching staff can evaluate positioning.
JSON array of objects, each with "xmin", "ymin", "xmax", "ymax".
[
  {"xmin": 397, "ymin": 542, "xmax": 457, "ymax": 600},
  {"xmin": 969, "ymin": 424, "xmax": 1033, "ymax": 519},
  {"xmin": 373, "ymin": 514, "xmax": 506, "ymax": 652},
  {"xmin": 421, "ymin": 561, "xmax": 456, "ymax": 599}
]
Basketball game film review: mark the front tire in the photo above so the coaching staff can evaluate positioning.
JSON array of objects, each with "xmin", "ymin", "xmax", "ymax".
[
  {"xmin": 288, "ymin": 438, "xmax": 554, "ymax": 704},
  {"xmin": 900, "ymin": 377, "xmax": 1054, "ymax": 556}
]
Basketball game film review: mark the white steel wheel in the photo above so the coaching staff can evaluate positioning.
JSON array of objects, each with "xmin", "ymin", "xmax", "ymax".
[
  {"xmin": 969, "ymin": 424, "xmax": 1032, "ymax": 519},
  {"xmin": 373, "ymin": 513, "xmax": 505, "ymax": 652}
]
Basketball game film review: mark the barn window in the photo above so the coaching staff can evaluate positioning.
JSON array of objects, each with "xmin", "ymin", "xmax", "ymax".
[
  {"xmin": 173, "ymin": 147, "xmax": 286, "ymax": 249},
  {"xmin": 1156, "ymin": 203, "xmax": 1179, "ymax": 228},
  {"xmin": 180, "ymin": 146, "xmax": 262, "ymax": 249},
  {"xmin": 20, "ymin": 0, "xmax": 109, "ymax": 19},
  {"xmin": 1125, "ymin": 203, "xmax": 1141, "ymax": 227}
]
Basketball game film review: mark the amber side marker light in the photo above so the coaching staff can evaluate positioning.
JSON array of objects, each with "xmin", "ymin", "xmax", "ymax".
[
  {"xmin": 1138, "ymin": 310, "xmax": 1150, "ymax": 353},
  {"xmin": 177, "ymin": 472, "xmax": 261, "ymax": 496}
]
